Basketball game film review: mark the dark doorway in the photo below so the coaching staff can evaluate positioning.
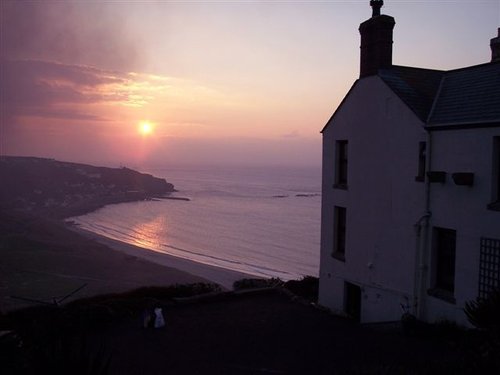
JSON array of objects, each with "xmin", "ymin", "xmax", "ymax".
[{"xmin": 344, "ymin": 282, "xmax": 362, "ymax": 322}]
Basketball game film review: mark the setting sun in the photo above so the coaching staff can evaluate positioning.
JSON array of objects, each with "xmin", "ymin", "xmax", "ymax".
[{"xmin": 138, "ymin": 121, "xmax": 153, "ymax": 136}]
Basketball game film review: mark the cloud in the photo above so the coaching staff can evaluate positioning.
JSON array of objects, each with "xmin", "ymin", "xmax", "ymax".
[
  {"xmin": 0, "ymin": 58, "xmax": 190, "ymax": 125},
  {"xmin": 0, "ymin": 56, "xmax": 241, "ymax": 132},
  {"xmin": 0, "ymin": 2, "xmax": 142, "ymax": 71},
  {"xmin": 0, "ymin": 59, "xmax": 131, "ymax": 122},
  {"xmin": 281, "ymin": 130, "xmax": 301, "ymax": 139}
]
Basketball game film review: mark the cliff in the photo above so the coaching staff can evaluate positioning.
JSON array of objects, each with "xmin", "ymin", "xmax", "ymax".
[{"xmin": 0, "ymin": 156, "xmax": 175, "ymax": 218}]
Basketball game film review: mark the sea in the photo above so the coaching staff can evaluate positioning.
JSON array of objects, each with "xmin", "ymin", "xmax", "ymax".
[{"xmin": 69, "ymin": 165, "xmax": 321, "ymax": 281}]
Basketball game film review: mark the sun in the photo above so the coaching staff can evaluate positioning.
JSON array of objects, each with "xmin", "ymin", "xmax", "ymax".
[{"xmin": 138, "ymin": 121, "xmax": 154, "ymax": 136}]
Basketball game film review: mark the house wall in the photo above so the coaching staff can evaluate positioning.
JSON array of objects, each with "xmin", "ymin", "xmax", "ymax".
[
  {"xmin": 424, "ymin": 127, "xmax": 500, "ymax": 325},
  {"xmin": 319, "ymin": 77, "xmax": 428, "ymax": 322}
]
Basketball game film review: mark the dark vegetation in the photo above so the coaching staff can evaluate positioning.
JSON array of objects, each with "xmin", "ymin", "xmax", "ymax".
[
  {"xmin": 0, "ymin": 283, "xmax": 221, "ymax": 374},
  {"xmin": 1, "ymin": 278, "xmax": 320, "ymax": 374},
  {"xmin": 464, "ymin": 288, "xmax": 500, "ymax": 332},
  {"xmin": 231, "ymin": 275, "xmax": 500, "ymax": 373},
  {"xmin": 233, "ymin": 277, "xmax": 283, "ymax": 290},
  {"xmin": 463, "ymin": 288, "xmax": 500, "ymax": 372},
  {"xmin": 2, "ymin": 278, "xmax": 500, "ymax": 374},
  {"xmin": 0, "ymin": 156, "xmax": 175, "ymax": 218},
  {"xmin": 377, "ymin": 288, "xmax": 500, "ymax": 374},
  {"xmin": 283, "ymin": 275, "xmax": 319, "ymax": 301},
  {"xmin": 233, "ymin": 275, "xmax": 319, "ymax": 302}
]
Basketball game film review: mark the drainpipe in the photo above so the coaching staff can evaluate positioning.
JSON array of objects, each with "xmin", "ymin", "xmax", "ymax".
[
  {"xmin": 413, "ymin": 213, "xmax": 429, "ymax": 316},
  {"xmin": 414, "ymin": 130, "xmax": 432, "ymax": 320}
]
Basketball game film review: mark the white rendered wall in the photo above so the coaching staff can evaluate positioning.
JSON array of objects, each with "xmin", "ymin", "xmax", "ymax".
[
  {"xmin": 424, "ymin": 128, "xmax": 500, "ymax": 325},
  {"xmin": 319, "ymin": 77, "xmax": 428, "ymax": 322}
]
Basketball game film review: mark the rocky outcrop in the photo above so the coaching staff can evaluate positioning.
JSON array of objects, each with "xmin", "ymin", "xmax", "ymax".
[{"xmin": 0, "ymin": 156, "xmax": 175, "ymax": 218}]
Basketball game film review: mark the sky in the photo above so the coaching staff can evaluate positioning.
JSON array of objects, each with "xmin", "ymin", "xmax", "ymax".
[{"xmin": 1, "ymin": 0, "xmax": 499, "ymax": 168}]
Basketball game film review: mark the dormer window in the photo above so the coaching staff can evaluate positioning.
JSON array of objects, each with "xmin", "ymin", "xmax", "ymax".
[{"xmin": 334, "ymin": 140, "xmax": 348, "ymax": 189}]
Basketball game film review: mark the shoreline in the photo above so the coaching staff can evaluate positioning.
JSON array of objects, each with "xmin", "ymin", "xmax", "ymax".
[
  {"xmin": 1, "ymin": 209, "xmax": 220, "ymax": 311},
  {"xmin": 68, "ymin": 224, "xmax": 256, "ymax": 290},
  {"xmin": 51, "ymin": 192, "xmax": 173, "ymax": 219}
]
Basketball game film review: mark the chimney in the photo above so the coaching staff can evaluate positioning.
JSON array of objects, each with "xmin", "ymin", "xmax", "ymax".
[
  {"xmin": 359, "ymin": 0, "xmax": 395, "ymax": 78},
  {"xmin": 491, "ymin": 28, "xmax": 500, "ymax": 63}
]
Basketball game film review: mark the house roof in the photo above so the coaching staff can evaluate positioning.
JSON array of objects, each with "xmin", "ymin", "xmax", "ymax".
[
  {"xmin": 381, "ymin": 61, "xmax": 500, "ymax": 128},
  {"xmin": 427, "ymin": 62, "xmax": 500, "ymax": 127},
  {"xmin": 322, "ymin": 61, "xmax": 500, "ymax": 133},
  {"xmin": 378, "ymin": 66, "xmax": 445, "ymax": 122}
]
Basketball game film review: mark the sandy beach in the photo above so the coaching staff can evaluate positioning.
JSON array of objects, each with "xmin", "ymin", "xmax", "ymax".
[
  {"xmin": 69, "ymin": 225, "xmax": 256, "ymax": 290},
  {"xmin": 0, "ymin": 210, "xmax": 251, "ymax": 312}
]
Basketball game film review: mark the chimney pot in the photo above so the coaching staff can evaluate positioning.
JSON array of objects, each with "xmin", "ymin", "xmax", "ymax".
[
  {"xmin": 370, "ymin": 0, "xmax": 383, "ymax": 17},
  {"xmin": 491, "ymin": 28, "xmax": 500, "ymax": 63},
  {"xmin": 359, "ymin": 2, "xmax": 395, "ymax": 78}
]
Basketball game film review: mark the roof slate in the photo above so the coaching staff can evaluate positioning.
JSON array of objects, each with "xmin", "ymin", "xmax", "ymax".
[
  {"xmin": 427, "ymin": 62, "xmax": 500, "ymax": 126},
  {"xmin": 379, "ymin": 61, "xmax": 500, "ymax": 127},
  {"xmin": 379, "ymin": 66, "xmax": 444, "ymax": 122}
]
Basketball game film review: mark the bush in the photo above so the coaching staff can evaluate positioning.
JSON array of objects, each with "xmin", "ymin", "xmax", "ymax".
[
  {"xmin": 464, "ymin": 288, "xmax": 500, "ymax": 332},
  {"xmin": 463, "ymin": 288, "xmax": 500, "ymax": 372},
  {"xmin": 233, "ymin": 276, "xmax": 320, "ymax": 302},
  {"xmin": 284, "ymin": 276, "xmax": 319, "ymax": 302},
  {"xmin": 4, "ymin": 283, "xmax": 221, "ymax": 340},
  {"xmin": 4, "ymin": 283, "xmax": 222, "ymax": 374},
  {"xmin": 65, "ymin": 283, "xmax": 222, "ymax": 318},
  {"xmin": 233, "ymin": 278, "xmax": 283, "ymax": 290}
]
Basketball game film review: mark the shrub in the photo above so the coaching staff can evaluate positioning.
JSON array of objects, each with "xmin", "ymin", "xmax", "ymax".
[
  {"xmin": 66, "ymin": 282, "xmax": 222, "ymax": 318},
  {"xmin": 464, "ymin": 288, "xmax": 500, "ymax": 332},
  {"xmin": 463, "ymin": 288, "xmax": 500, "ymax": 372},
  {"xmin": 233, "ymin": 278, "xmax": 283, "ymax": 290},
  {"xmin": 284, "ymin": 276, "xmax": 319, "ymax": 302},
  {"xmin": 5, "ymin": 283, "xmax": 223, "ymax": 374}
]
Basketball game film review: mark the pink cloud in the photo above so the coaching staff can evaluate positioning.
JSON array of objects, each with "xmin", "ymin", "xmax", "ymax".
[{"xmin": 0, "ymin": 59, "xmax": 130, "ymax": 123}]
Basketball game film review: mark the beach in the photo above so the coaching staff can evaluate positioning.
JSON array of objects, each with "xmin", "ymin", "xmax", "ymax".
[
  {"xmin": 70, "ymin": 225, "xmax": 257, "ymax": 290},
  {"xmin": 0, "ymin": 210, "xmax": 251, "ymax": 312}
]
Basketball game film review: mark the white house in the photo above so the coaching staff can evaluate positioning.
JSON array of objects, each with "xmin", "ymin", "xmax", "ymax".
[{"xmin": 318, "ymin": 0, "xmax": 500, "ymax": 325}]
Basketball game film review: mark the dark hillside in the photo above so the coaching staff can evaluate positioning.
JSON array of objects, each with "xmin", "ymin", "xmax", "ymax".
[{"xmin": 0, "ymin": 156, "xmax": 175, "ymax": 218}]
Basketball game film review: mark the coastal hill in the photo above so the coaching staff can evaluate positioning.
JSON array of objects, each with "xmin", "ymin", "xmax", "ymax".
[
  {"xmin": 0, "ymin": 156, "xmax": 175, "ymax": 218},
  {"xmin": 0, "ymin": 157, "xmax": 209, "ymax": 313}
]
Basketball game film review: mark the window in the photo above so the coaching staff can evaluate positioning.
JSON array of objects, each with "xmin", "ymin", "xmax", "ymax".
[
  {"xmin": 479, "ymin": 237, "xmax": 500, "ymax": 300},
  {"xmin": 490, "ymin": 137, "xmax": 500, "ymax": 210},
  {"xmin": 429, "ymin": 227, "xmax": 456, "ymax": 301},
  {"xmin": 333, "ymin": 206, "xmax": 346, "ymax": 260},
  {"xmin": 497, "ymin": 140, "xmax": 500, "ymax": 200},
  {"xmin": 335, "ymin": 140, "xmax": 348, "ymax": 188},
  {"xmin": 416, "ymin": 141, "xmax": 426, "ymax": 182}
]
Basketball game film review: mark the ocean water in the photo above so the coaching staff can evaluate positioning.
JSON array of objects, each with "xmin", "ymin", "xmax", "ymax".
[{"xmin": 69, "ymin": 165, "xmax": 321, "ymax": 280}]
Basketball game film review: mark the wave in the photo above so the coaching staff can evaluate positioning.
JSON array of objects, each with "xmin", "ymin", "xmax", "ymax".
[
  {"xmin": 76, "ymin": 219, "xmax": 297, "ymax": 279},
  {"xmin": 156, "ymin": 241, "xmax": 296, "ymax": 278}
]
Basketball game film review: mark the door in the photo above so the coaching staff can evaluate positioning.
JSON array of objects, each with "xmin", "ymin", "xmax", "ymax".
[{"xmin": 344, "ymin": 282, "xmax": 361, "ymax": 322}]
